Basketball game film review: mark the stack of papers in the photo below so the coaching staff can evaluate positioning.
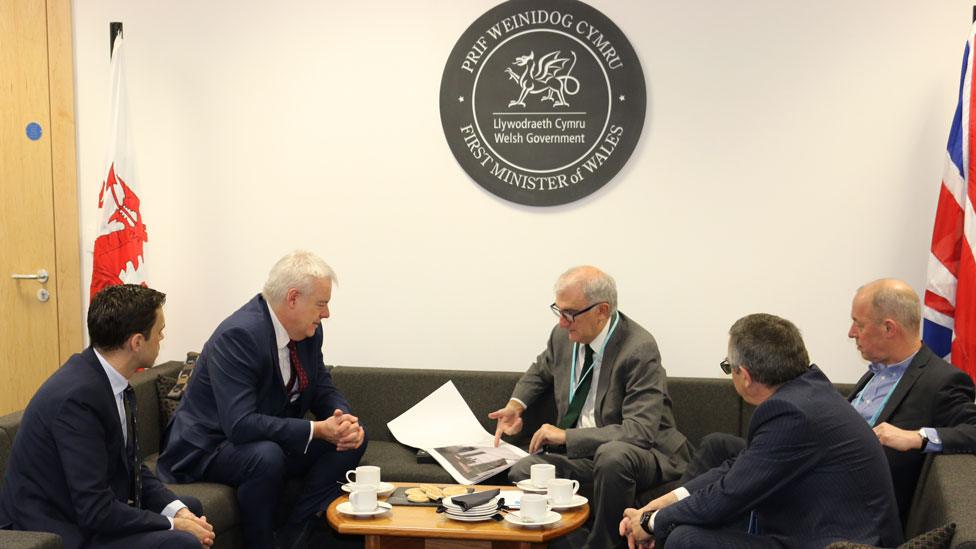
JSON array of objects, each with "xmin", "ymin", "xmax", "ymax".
[{"xmin": 387, "ymin": 381, "xmax": 528, "ymax": 485}]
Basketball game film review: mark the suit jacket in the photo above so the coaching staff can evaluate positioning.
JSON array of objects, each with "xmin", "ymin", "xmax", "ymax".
[
  {"xmin": 655, "ymin": 366, "xmax": 902, "ymax": 549},
  {"xmin": 511, "ymin": 312, "xmax": 689, "ymax": 479},
  {"xmin": 0, "ymin": 348, "xmax": 176, "ymax": 549},
  {"xmin": 849, "ymin": 343, "xmax": 976, "ymax": 522},
  {"xmin": 157, "ymin": 294, "xmax": 351, "ymax": 482}
]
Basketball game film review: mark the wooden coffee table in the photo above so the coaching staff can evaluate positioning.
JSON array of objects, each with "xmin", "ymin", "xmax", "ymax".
[{"xmin": 326, "ymin": 482, "xmax": 590, "ymax": 549}]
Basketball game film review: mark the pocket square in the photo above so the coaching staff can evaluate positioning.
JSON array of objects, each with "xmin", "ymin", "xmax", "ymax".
[{"xmin": 451, "ymin": 489, "xmax": 500, "ymax": 511}]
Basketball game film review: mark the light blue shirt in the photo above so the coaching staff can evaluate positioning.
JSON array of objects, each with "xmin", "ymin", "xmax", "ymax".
[
  {"xmin": 851, "ymin": 351, "xmax": 942, "ymax": 452},
  {"xmin": 93, "ymin": 350, "xmax": 185, "ymax": 525}
]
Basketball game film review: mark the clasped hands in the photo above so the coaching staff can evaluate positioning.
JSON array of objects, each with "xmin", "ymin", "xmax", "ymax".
[
  {"xmin": 618, "ymin": 491, "xmax": 677, "ymax": 549},
  {"xmin": 313, "ymin": 408, "xmax": 365, "ymax": 451},
  {"xmin": 488, "ymin": 401, "xmax": 566, "ymax": 453},
  {"xmin": 173, "ymin": 507, "xmax": 215, "ymax": 547}
]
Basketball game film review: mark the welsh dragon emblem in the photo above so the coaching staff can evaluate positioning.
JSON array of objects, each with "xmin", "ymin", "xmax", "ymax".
[{"xmin": 505, "ymin": 50, "xmax": 581, "ymax": 108}]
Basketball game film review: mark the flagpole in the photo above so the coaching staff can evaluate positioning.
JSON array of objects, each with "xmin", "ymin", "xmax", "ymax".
[{"xmin": 110, "ymin": 21, "xmax": 123, "ymax": 58}]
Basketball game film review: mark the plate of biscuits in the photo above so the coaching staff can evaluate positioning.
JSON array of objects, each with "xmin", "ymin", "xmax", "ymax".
[{"xmin": 387, "ymin": 484, "xmax": 474, "ymax": 506}]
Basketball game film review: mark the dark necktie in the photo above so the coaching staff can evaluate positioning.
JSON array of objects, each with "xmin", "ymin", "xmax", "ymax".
[
  {"xmin": 122, "ymin": 385, "xmax": 142, "ymax": 508},
  {"xmin": 558, "ymin": 344, "xmax": 594, "ymax": 429},
  {"xmin": 286, "ymin": 340, "xmax": 309, "ymax": 396}
]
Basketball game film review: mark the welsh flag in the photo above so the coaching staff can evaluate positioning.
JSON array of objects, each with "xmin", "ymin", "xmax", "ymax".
[{"xmin": 90, "ymin": 32, "xmax": 148, "ymax": 299}]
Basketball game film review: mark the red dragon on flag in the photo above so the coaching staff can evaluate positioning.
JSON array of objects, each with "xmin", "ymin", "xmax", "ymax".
[{"xmin": 89, "ymin": 163, "xmax": 148, "ymax": 299}]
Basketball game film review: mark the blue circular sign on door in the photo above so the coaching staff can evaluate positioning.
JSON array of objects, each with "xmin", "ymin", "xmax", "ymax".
[{"xmin": 26, "ymin": 122, "xmax": 42, "ymax": 141}]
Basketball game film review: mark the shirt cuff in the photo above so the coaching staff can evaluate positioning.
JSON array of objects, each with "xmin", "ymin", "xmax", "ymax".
[
  {"xmin": 306, "ymin": 420, "xmax": 314, "ymax": 453},
  {"xmin": 651, "ymin": 487, "xmax": 689, "ymax": 530},
  {"xmin": 510, "ymin": 397, "xmax": 527, "ymax": 410},
  {"xmin": 922, "ymin": 427, "xmax": 943, "ymax": 453},
  {"xmin": 161, "ymin": 500, "xmax": 187, "ymax": 530}
]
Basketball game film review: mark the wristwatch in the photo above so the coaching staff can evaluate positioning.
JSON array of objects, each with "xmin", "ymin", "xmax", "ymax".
[
  {"xmin": 918, "ymin": 428, "xmax": 929, "ymax": 451},
  {"xmin": 639, "ymin": 511, "xmax": 654, "ymax": 536}
]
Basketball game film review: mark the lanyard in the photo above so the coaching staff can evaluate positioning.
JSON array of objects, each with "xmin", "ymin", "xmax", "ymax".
[
  {"xmin": 568, "ymin": 312, "xmax": 620, "ymax": 401},
  {"xmin": 852, "ymin": 372, "xmax": 899, "ymax": 426}
]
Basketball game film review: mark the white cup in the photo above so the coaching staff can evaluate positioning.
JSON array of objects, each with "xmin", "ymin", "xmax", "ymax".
[
  {"xmin": 547, "ymin": 478, "xmax": 580, "ymax": 505},
  {"xmin": 345, "ymin": 465, "xmax": 381, "ymax": 487},
  {"xmin": 349, "ymin": 487, "xmax": 378, "ymax": 512},
  {"xmin": 520, "ymin": 493, "xmax": 549, "ymax": 522},
  {"xmin": 530, "ymin": 463, "xmax": 556, "ymax": 489}
]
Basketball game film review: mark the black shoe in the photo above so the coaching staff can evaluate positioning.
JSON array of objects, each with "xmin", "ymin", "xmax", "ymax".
[{"xmin": 276, "ymin": 519, "xmax": 314, "ymax": 549}]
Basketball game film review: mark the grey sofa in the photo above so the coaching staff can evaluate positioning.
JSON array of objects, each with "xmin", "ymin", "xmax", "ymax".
[{"xmin": 1, "ymin": 361, "xmax": 974, "ymax": 548}]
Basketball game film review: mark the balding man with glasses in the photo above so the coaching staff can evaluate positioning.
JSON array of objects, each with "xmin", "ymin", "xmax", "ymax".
[{"xmin": 489, "ymin": 265, "xmax": 691, "ymax": 549}]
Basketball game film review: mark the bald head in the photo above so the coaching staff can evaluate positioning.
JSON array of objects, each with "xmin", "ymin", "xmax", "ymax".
[
  {"xmin": 856, "ymin": 279, "xmax": 921, "ymax": 337},
  {"xmin": 554, "ymin": 266, "xmax": 618, "ymax": 314},
  {"xmin": 849, "ymin": 279, "xmax": 922, "ymax": 365}
]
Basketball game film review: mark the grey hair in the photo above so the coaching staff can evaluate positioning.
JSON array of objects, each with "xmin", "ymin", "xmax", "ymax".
[
  {"xmin": 728, "ymin": 313, "xmax": 809, "ymax": 387},
  {"xmin": 554, "ymin": 266, "xmax": 618, "ymax": 314},
  {"xmin": 261, "ymin": 250, "xmax": 337, "ymax": 304},
  {"xmin": 861, "ymin": 280, "xmax": 921, "ymax": 336}
]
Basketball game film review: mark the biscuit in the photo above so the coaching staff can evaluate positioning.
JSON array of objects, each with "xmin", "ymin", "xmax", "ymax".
[
  {"xmin": 404, "ymin": 487, "xmax": 425, "ymax": 496},
  {"xmin": 420, "ymin": 484, "xmax": 444, "ymax": 499},
  {"xmin": 442, "ymin": 486, "xmax": 467, "ymax": 496},
  {"xmin": 407, "ymin": 492, "xmax": 429, "ymax": 503}
]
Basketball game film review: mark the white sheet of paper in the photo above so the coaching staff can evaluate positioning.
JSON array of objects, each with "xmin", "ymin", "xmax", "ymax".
[{"xmin": 387, "ymin": 380, "xmax": 498, "ymax": 449}]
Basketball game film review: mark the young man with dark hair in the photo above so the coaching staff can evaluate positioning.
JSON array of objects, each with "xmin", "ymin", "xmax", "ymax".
[{"xmin": 0, "ymin": 284, "xmax": 214, "ymax": 549}]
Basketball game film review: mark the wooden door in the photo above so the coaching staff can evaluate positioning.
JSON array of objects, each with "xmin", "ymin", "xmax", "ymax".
[{"xmin": 0, "ymin": 0, "xmax": 81, "ymax": 415}]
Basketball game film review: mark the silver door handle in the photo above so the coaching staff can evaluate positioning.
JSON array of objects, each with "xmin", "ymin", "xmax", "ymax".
[{"xmin": 11, "ymin": 269, "xmax": 49, "ymax": 284}]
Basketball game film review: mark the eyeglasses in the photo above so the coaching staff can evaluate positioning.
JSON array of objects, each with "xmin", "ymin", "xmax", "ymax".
[
  {"xmin": 720, "ymin": 359, "xmax": 734, "ymax": 375},
  {"xmin": 550, "ymin": 301, "xmax": 606, "ymax": 323}
]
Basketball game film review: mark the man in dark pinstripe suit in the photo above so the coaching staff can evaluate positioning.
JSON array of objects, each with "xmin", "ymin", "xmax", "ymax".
[{"xmin": 620, "ymin": 314, "xmax": 902, "ymax": 549}]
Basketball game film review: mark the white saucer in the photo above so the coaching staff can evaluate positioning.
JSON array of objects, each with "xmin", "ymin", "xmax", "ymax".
[
  {"xmin": 504, "ymin": 510, "xmax": 561, "ymax": 527},
  {"xmin": 444, "ymin": 509, "xmax": 498, "ymax": 518},
  {"xmin": 446, "ymin": 512, "xmax": 497, "ymax": 522},
  {"xmin": 549, "ymin": 494, "xmax": 588, "ymax": 509},
  {"xmin": 341, "ymin": 481, "xmax": 395, "ymax": 496},
  {"xmin": 336, "ymin": 501, "xmax": 392, "ymax": 517},
  {"xmin": 515, "ymin": 479, "xmax": 548, "ymax": 492}
]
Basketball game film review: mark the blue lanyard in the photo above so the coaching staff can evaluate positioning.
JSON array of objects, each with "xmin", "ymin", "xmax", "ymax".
[
  {"xmin": 852, "ymin": 372, "xmax": 899, "ymax": 426},
  {"xmin": 569, "ymin": 312, "xmax": 620, "ymax": 401}
]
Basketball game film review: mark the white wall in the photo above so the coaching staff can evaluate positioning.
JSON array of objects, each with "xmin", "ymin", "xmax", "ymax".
[{"xmin": 72, "ymin": 1, "xmax": 973, "ymax": 383}]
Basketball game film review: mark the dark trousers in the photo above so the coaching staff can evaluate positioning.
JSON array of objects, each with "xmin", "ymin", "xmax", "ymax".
[
  {"xmin": 508, "ymin": 440, "xmax": 661, "ymax": 549},
  {"xmin": 679, "ymin": 432, "xmax": 746, "ymax": 483},
  {"xmin": 88, "ymin": 495, "xmax": 205, "ymax": 549},
  {"xmin": 663, "ymin": 433, "xmax": 758, "ymax": 548},
  {"xmin": 204, "ymin": 436, "xmax": 367, "ymax": 549}
]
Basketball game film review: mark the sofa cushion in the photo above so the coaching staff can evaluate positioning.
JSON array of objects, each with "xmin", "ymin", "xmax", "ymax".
[
  {"xmin": 360, "ymin": 440, "xmax": 457, "ymax": 484},
  {"xmin": 131, "ymin": 361, "xmax": 183, "ymax": 458},
  {"xmin": 330, "ymin": 366, "xmax": 556, "ymax": 449},
  {"xmin": 666, "ymin": 377, "xmax": 740, "ymax": 448},
  {"xmin": 156, "ymin": 375, "xmax": 180, "ymax": 428},
  {"xmin": 144, "ymin": 454, "xmax": 240, "ymax": 537},
  {"xmin": 825, "ymin": 522, "xmax": 955, "ymax": 549},
  {"xmin": 0, "ymin": 531, "xmax": 63, "ymax": 549}
]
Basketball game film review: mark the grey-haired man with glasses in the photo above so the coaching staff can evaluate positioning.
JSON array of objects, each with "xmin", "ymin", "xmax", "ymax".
[{"xmin": 489, "ymin": 265, "xmax": 691, "ymax": 549}]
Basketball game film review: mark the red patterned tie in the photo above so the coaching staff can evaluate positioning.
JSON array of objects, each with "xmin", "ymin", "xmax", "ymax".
[{"xmin": 286, "ymin": 340, "xmax": 309, "ymax": 395}]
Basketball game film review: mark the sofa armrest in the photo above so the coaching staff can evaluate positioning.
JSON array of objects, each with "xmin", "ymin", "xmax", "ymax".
[
  {"xmin": 0, "ymin": 531, "xmax": 62, "ymax": 549},
  {"xmin": 905, "ymin": 453, "xmax": 976, "ymax": 546}
]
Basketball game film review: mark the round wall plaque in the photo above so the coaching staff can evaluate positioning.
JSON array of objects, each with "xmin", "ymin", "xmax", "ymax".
[{"xmin": 440, "ymin": 0, "xmax": 646, "ymax": 206}]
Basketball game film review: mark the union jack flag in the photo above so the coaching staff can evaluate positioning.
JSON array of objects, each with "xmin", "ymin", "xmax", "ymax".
[{"xmin": 924, "ymin": 24, "xmax": 976, "ymax": 382}]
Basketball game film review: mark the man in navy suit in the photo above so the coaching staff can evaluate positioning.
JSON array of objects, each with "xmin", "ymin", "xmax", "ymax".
[
  {"xmin": 157, "ymin": 250, "xmax": 366, "ymax": 549},
  {"xmin": 0, "ymin": 284, "xmax": 215, "ymax": 549},
  {"xmin": 620, "ymin": 314, "xmax": 902, "ymax": 548}
]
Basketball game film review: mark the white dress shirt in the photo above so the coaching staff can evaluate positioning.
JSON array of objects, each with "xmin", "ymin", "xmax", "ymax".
[{"xmin": 268, "ymin": 308, "xmax": 315, "ymax": 452}]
